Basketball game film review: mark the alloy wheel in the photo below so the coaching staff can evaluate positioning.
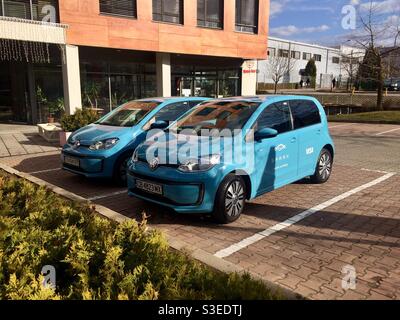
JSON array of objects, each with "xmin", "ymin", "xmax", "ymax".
[
  {"xmin": 119, "ymin": 158, "xmax": 129, "ymax": 182},
  {"xmin": 225, "ymin": 180, "xmax": 245, "ymax": 217},
  {"xmin": 318, "ymin": 152, "xmax": 332, "ymax": 180}
]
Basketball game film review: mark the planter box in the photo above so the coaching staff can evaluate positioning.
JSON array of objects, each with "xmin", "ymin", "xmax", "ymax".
[
  {"xmin": 37, "ymin": 123, "xmax": 62, "ymax": 143},
  {"xmin": 59, "ymin": 131, "xmax": 72, "ymax": 147}
]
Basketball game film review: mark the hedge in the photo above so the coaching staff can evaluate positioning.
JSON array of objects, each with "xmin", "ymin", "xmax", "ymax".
[{"xmin": 0, "ymin": 172, "xmax": 282, "ymax": 300}]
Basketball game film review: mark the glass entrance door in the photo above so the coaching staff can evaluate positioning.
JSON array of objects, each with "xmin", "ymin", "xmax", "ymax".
[
  {"xmin": 172, "ymin": 66, "xmax": 240, "ymax": 98},
  {"xmin": 0, "ymin": 61, "xmax": 28, "ymax": 123}
]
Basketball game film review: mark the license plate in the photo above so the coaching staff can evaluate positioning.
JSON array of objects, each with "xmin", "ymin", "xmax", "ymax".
[
  {"xmin": 64, "ymin": 156, "xmax": 80, "ymax": 167},
  {"xmin": 136, "ymin": 179, "xmax": 163, "ymax": 195}
]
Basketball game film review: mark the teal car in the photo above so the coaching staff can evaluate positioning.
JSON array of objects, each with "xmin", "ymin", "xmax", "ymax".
[
  {"xmin": 127, "ymin": 96, "xmax": 335, "ymax": 223},
  {"xmin": 61, "ymin": 97, "xmax": 208, "ymax": 184}
]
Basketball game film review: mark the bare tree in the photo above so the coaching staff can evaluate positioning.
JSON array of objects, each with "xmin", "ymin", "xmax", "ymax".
[
  {"xmin": 266, "ymin": 50, "xmax": 296, "ymax": 94},
  {"xmin": 340, "ymin": 50, "xmax": 364, "ymax": 90},
  {"xmin": 350, "ymin": 1, "xmax": 400, "ymax": 110}
]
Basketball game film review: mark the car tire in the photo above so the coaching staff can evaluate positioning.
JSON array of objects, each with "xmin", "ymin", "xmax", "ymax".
[
  {"xmin": 113, "ymin": 153, "xmax": 131, "ymax": 186},
  {"xmin": 213, "ymin": 174, "xmax": 246, "ymax": 224},
  {"xmin": 311, "ymin": 148, "xmax": 333, "ymax": 184}
]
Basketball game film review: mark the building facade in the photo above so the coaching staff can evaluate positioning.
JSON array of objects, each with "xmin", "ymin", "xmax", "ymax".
[
  {"xmin": 257, "ymin": 37, "xmax": 364, "ymax": 90},
  {"xmin": 0, "ymin": 0, "xmax": 269, "ymax": 124}
]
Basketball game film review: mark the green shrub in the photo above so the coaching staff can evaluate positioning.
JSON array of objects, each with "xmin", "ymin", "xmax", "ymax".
[
  {"xmin": 60, "ymin": 108, "xmax": 101, "ymax": 132},
  {"xmin": 0, "ymin": 173, "xmax": 281, "ymax": 300}
]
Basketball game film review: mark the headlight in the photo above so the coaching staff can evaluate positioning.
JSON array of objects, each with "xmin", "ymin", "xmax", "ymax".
[
  {"xmin": 178, "ymin": 154, "xmax": 220, "ymax": 172},
  {"xmin": 89, "ymin": 138, "xmax": 119, "ymax": 151},
  {"xmin": 132, "ymin": 148, "xmax": 139, "ymax": 163}
]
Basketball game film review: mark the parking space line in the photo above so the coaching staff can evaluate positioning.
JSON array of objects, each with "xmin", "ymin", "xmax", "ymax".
[
  {"xmin": 361, "ymin": 168, "xmax": 391, "ymax": 174},
  {"xmin": 329, "ymin": 124, "xmax": 353, "ymax": 129},
  {"xmin": 215, "ymin": 172, "xmax": 396, "ymax": 259},
  {"xmin": 87, "ymin": 190, "xmax": 127, "ymax": 201},
  {"xmin": 29, "ymin": 168, "xmax": 61, "ymax": 175},
  {"xmin": 375, "ymin": 127, "xmax": 400, "ymax": 136}
]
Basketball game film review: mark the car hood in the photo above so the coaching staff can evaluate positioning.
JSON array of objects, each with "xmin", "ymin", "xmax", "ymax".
[
  {"xmin": 69, "ymin": 124, "xmax": 133, "ymax": 145},
  {"xmin": 136, "ymin": 132, "xmax": 239, "ymax": 164}
]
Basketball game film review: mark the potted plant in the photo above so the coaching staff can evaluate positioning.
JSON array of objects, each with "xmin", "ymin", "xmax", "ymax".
[
  {"xmin": 59, "ymin": 108, "xmax": 101, "ymax": 146},
  {"xmin": 48, "ymin": 98, "xmax": 65, "ymax": 124}
]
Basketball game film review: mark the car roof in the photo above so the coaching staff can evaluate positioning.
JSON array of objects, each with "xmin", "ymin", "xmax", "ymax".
[
  {"xmin": 137, "ymin": 97, "xmax": 208, "ymax": 103},
  {"xmin": 204, "ymin": 95, "xmax": 318, "ymax": 104}
]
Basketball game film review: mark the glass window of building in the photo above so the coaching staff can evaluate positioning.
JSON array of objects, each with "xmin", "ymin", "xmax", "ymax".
[
  {"xmin": 1, "ymin": 0, "xmax": 58, "ymax": 21},
  {"xmin": 235, "ymin": 0, "xmax": 259, "ymax": 34},
  {"xmin": 291, "ymin": 51, "xmax": 301, "ymax": 59},
  {"xmin": 332, "ymin": 57, "xmax": 340, "ymax": 64},
  {"xmin": 268, "ymin": 48, "xmax": 275, "ymax": 57},
  {"xmin": 278, "ymin": 49, "xmax": 289, "ymax": 58},
  {"xmin": 303, "ymin": 52, "xmax": 311, "ymax": 60},
  {"xmin": 313, "ymin": 54, "xmax": 322, "ymax": 62},
  {"xmin": 197, "ymin": 0, "xmax": 223, "ymax": 29},
  {"xmin": 99, "ymin": 0, "xmax": 137, "ymax": 18},
  {"xmin": 153, "ymin": 0, "xmax": 184, "ymax": 24}
]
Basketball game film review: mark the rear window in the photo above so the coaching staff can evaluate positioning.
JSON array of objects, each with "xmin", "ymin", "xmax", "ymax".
[{"xmin": 290, "ymin": 100, "xmax": 321, "ymax": 129}]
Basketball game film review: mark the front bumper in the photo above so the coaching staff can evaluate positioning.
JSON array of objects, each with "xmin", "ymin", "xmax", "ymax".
[
  {"xmin": 61, "ymin": 146, "xmax": 117, "ymax": 178},
  {"xmin": 127, "ymin": 161, "xmax": 225, "ymax": 213}
]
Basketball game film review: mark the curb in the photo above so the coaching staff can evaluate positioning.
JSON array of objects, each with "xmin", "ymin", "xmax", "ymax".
[{"xmin": 0, "ymin": 162, "xmax": 303, "ymax": 300}]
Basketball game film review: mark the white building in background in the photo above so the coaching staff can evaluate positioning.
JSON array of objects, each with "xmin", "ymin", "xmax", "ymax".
[{"xmin": 257, "ymin": 37, "xmax": 365, "ymax": 89}]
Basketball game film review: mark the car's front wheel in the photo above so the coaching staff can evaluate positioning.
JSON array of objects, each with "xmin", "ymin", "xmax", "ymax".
[
  {"xmin": 213, "ymin": 174, "xmax": 246, "ymax": 224},
  {"xmin": 113, "ymin": 154, "xmax": 131, "ymax": 186},
  {"xmin": 311, "ymin": 148, "xmax": 333, "ymax": 184}
]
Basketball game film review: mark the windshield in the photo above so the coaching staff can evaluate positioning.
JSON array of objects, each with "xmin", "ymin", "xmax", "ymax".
[
  {"xmin": 175, "ymin": 101, "xmax": 260, "ymax": 133},
  {"xmin": 97, "ymin": 101, "xmax": 161, "ymax": 127}
]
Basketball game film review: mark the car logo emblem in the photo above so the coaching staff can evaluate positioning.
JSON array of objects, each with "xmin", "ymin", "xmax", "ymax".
[
  {"xmin": 149, "ymin": 157, "xmax": 159, "ymax": 170},
  {"xmin": 73, "ymin": 140, "xmax": 81, "ymax": 149}
]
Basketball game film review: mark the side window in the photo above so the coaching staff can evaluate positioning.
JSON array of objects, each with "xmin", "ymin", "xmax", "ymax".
[
  {"xmin": 255, "ymin": 102, "xmax": 292, "ymax": 134},
  {"xmin": 154, "ymin": 102, "xmax": 193, "ymax": 122},
  {"xmin": 290, "ymin": 100, "xmax": 321, "ymax": 129},
  {"xmin": 189, "ymin": 100, "xmax": 205, "ymax": 108}
]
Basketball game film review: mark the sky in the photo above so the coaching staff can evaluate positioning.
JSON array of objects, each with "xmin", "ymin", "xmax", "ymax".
[{"xmin": 269, "ymin": 0, "xmax": 400, "ymax": 46}]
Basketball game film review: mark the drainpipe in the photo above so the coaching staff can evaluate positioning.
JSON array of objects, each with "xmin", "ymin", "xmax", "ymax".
[{"xmin": 326, "ymin": 49, "xmax": 329, "ymax": 74}]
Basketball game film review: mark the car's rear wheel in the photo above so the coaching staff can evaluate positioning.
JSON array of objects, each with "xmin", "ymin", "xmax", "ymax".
[
  {"xmin": 311, "ymin": 148, "xmax": 333, "ymax": 184},
  {"xmin": 113, "ymin": 154, "xmax": 131, "ymax": 186},
  {"xmin": 213, "ymin": 174, "xmax": 246, "ymax": 224}
]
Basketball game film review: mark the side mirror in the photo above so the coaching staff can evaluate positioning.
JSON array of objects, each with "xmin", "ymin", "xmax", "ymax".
[
  {"xmin": 254, "ymin": 128, "xmax": 278, "ymax": 141},
  {"xmin": 149, "ymin": 120, "xmax": 168, "ymax": 130}
]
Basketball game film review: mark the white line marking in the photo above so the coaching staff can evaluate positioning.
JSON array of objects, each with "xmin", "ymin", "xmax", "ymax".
[
  {"xmin": 87, "ymin": 190, "xmax": 127, "ymax": 201},
  {"xmin": 361, "ymin": 168, "xmax": 391, "ymax": 174},
  {"xmin": 375, "ymin": 127, "xmax": 400, "ymax": 136},
  {"xmin": 215, "ymin": 172, "xmax": 396, "ymax": 259},
  {"xmin": 29, "ymin": 168, "xmax": 61, "ymax": 175},
  {"xmin": 329, "ymin": 124, "xmax": 352, "ymax": 129}
]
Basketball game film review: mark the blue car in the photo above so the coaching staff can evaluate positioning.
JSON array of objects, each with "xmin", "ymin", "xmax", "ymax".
[
  {"xmin": 127, "ymin": 96, "xmax": 335, "ymax": 223},
  {"xmin": 61, "ymin": 97, "xmax": 208, "ymax": 184}
]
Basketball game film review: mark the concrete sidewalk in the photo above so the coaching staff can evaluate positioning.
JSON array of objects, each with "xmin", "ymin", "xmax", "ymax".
[{"xmin": 0, "ymin": 124, "xmax": 59, "ymax": 157}]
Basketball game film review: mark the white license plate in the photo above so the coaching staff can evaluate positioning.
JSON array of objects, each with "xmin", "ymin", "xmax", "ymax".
[
  {"xmin": 64, "ymin": 156, "xmax": 80, "ymax": 167},
  {"xmin": 136, "ymin": 179, "xmax": 163, "ymax": 195}
]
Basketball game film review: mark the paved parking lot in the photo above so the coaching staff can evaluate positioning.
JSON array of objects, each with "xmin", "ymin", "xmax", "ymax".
[{"xmin": 1, "ymin": 122, "xmax": 400, "ymax": 300}]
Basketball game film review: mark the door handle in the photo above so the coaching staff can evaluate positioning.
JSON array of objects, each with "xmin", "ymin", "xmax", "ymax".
[{"xmin": 291, "ymin": 137, "xmax": 297, "ymax": 143}]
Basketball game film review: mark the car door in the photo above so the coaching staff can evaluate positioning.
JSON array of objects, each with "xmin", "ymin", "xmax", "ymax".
[
  {"xmin": 289, "ymin": 99, "xmax": 323, "ymax": 177},
  {"xmin": 252, "ymin": 101, "xmax": 298, "ymax": 195}
]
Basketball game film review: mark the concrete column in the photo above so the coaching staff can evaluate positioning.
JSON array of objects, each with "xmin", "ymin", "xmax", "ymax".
[
  {"xmin": 241, "ymin": 60, "xmax": 258, "ymax": 96},
  {"xmin": 156, "ymin": 52, "xmax": 171, "ymax": 97},
  {"xmin": 62, "ymin": 45, "xmax": 82, "ymax": 115}
]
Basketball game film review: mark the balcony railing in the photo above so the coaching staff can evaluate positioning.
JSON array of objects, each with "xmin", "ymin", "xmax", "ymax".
[{"xmin": 0, "ymin": 0, "xmax": 59, "ymax": 23}]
